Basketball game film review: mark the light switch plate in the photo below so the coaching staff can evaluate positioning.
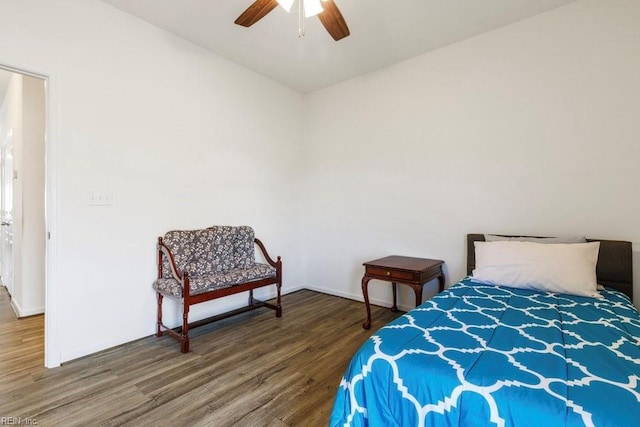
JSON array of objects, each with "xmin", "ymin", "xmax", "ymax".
[{"xmin": 87, "ymin": 190, "xmax": 113, "ymax": 206}]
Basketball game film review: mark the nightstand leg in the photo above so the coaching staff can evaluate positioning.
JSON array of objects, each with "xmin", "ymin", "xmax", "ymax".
[
  {"xmin": 362, "ymin": 276, "xmax": 372, "ymax": 329},
  {"xmin": 414, "ymin": 285, "xmax": 423, "ymax": 308},
  {"xmin": 391, "ymin": 282, "xmax": 398, "ymax": 312},
  {"xmin": 438, "ymin": 274, "xmax": 445, "ymax": 292}
]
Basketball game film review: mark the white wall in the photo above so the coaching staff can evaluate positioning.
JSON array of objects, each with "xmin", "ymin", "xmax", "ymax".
[
  {"xmin": 0, "ymin": 0, "xmax": 305, "ymax": 365},
  {"xmin": 303, "ymin": 0, "xmax": 640, "ymax": 310}
]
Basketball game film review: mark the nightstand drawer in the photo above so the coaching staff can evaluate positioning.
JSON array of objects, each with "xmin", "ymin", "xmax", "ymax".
[{"xmin": 367, "ymin": 267, "xmax": 415, "ymax": 281}]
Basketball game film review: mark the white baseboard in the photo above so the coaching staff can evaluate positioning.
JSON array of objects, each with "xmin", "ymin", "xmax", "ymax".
[
  {"xmin": 10, "ymin": 298, "xmax": 44, "ymax": 318},
  {"xmin": 302, "ymin": 284, "xmax": 413, "ymax": 312},
  {"xmin": 281, "ymin": 284, "xmax": 306, "ymax": 295},
  {"xmin": 60, "ymin": 330, "xmax": 154, "ymax": 364}
]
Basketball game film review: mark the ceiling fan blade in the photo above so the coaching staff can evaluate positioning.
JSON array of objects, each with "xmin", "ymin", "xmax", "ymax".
[
  {"xmin": 317, "ymin": 0, "xmax": 350, "ymax": 41},
  {"xmin": 235, "ymin": 0, "xmax": 279, "ymax": 27}
]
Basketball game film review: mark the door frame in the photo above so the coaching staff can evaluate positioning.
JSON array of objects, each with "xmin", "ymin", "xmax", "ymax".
[{"xmin": 0, "ymin": 60, "xmax": 60, "ymax": 368}]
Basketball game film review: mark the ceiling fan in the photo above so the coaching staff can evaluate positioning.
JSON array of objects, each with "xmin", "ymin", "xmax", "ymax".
[{"xmin": 235, "ymin": 0, "xmax": 350, "ymax": 41}]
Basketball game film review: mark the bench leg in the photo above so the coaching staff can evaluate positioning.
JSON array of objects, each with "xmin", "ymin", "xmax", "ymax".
[
  {"xmin": 248, "ymin": 289, "xmax": 254, "ymax": 306},
  {"xmin": 156, "ymin": 293, "xmax": 164, "ymax": 337},
  {"xmin": 275, "ymin": 283, "xmax": 282, "ymax": 318},
  {"xmin": 181, "ymin": 302, "xmax": 190, "ymax": 353}
]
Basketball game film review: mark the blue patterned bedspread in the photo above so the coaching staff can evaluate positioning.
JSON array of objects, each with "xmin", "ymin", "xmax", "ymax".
[{"xmin": 330, "ymin": 277, "xmax": 640, "ymax": 427}]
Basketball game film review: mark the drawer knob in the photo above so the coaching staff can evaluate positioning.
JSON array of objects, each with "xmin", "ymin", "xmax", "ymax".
[{"xmin": 386, "ymin": 271, "xmax": 391, "ymax": 276}]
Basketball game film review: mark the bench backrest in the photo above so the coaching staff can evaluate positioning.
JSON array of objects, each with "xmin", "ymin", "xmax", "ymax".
[{"xmin": 162, "ymin": 226, "xmax": 255, "ymax": 278}]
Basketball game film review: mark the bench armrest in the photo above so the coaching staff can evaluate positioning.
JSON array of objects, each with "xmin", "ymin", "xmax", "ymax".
[
  {"xmin": 254, "ymin": 238, "xmax": 281, "ymax": 269},
  {"xmin": 157, "ymin": 237, "xmax": 184, "ymax": 282}
]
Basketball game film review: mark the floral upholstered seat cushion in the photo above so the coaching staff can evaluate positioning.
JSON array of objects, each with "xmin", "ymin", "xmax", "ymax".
[
  {"xmin": 161, "ymin": 226, "xmax": 256, "ymax": 279},
  {"xmin": 153, "ymin": 263, "xmax": 276, "ymax": 298}
]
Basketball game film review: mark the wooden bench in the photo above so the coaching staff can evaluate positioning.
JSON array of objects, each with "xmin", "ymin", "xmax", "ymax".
[{"xmin": 153, "ymin": 226, "xmax": 282, "ymax": 352}]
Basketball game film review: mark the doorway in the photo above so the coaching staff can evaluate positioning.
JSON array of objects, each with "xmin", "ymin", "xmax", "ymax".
[
  {"xmin": 0, "ymin": 67, "xmax": 46, "ymax": 321},
  {"xmin": 1, "ymin": 129, "xmax": 14, "ymax": 297}
]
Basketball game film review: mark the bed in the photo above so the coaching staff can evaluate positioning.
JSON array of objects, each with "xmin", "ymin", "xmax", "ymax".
[{"xmin": 329, "ymin": 235, "xmax": 640, "ymax": 427}]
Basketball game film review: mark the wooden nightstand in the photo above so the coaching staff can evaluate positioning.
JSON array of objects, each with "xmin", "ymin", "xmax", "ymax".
[{"xmin": 361, "ymin": 255, "xmax": 445, "ymax": 329}]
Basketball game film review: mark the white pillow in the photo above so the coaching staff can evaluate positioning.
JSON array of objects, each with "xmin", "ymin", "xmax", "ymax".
[
  {"xmin": 472, "ymin": 241, "xmax": 600, "ymax": 298},
  {"xmin": 484, "ymin": 234, "xmax": 587, "ymax": 243}
]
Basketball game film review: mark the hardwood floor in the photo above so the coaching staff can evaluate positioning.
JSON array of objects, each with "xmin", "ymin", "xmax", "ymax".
[{"xmin": 0, "ymin": 286, "xmax": 402, "ymax": 426}]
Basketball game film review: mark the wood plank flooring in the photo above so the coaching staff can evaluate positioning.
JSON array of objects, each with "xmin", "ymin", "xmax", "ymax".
[{"xmin": 0, "ymin": 286, "xmax": 402, "ymax": 426}]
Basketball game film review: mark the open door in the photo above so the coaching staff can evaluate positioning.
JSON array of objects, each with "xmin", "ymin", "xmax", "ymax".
[
  {"xmin": 0, "ymin": 70, "xmax": 45, "ymax": 319},
  {"xmin": 0, "ymin": 132, "xmax": 14, "ymax": 296}
]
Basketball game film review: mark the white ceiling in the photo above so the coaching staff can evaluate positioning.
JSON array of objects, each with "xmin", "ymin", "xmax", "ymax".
[{"xmin": 105, "ymin": 0, "xmax": 575, "ymax": 93}]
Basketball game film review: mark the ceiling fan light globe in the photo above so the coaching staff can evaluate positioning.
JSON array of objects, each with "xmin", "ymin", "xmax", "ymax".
[
  {"xmin": 304, "ymin": 0, "xmax": 324, "ymax": 17},
  {"xmin": 277, "ymin": 0, "xmax": 294, "ymax": 12}
]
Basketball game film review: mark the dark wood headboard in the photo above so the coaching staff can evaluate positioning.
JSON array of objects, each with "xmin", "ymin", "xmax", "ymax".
[{"xmin": 466, "ymin": 234, "xmax": 634, "ymax": 300}]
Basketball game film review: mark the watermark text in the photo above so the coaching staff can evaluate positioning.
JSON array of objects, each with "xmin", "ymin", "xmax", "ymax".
[{"xmin": 0, "ymin": 417, "xmax": 38, "ymax": 425}]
